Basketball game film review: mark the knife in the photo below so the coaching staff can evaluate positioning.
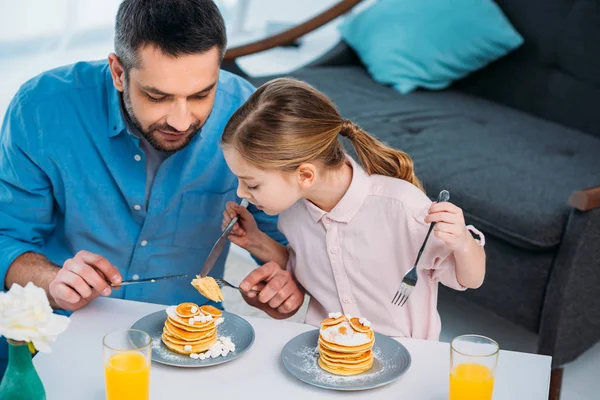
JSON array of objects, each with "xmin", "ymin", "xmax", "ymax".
[
  {"xmin": 111, "ymin": 273, "xmax": 189, "ymax": 287},
  {"xmin": 199, "ymin": 198, "xmax": 250, "ymax": 277}
]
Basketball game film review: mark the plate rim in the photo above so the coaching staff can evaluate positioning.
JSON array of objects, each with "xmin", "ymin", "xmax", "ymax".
[
  {"xmin": 131, "ymin": 308, "xmax": 256, "ymax": 368},
  {"xmin": 281, "ymin": 329, "xmax": 411, "ymax": 391}
]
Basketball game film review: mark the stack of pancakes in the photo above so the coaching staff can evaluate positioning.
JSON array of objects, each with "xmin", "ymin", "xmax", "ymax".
[
  {"xmin": 317, "ymin": 313, "xmax": 375, "ymax": 376},
  {"xmin": 161, "ymin": 302, "xmax": 222, "ymax": 355}
]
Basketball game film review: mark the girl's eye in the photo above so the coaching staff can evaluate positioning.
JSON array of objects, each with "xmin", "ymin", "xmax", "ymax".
[
  {"xmin": 146, "ymin": 94, "xmax": 166, "ymax": 102},
  {"xmin": 247, "ymin": 185, "xmax": 259, "ymax": 190}
]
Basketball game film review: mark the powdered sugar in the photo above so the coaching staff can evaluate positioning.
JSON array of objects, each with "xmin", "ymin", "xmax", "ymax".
[{"xmin": 320, "ymin": 322, "xmax": 371, "ymax": 346}]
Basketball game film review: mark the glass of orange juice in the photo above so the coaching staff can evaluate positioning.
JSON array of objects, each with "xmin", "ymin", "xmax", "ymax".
[
  {"xmin": 450, "ymin": 334, "xmax": 499, "ymax": 400},
  {"xmin": 103, "ymin": 329, "xmax": 151, "ymax": 400}
]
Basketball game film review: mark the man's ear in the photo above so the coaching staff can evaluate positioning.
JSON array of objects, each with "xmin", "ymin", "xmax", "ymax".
[
  {"xmin": 108, "ymin": 53, "xmax": 126, "ymax": 92},
  {"xmin": 297, "ymin": 163, "xmax": 317, "ymax": 189}
]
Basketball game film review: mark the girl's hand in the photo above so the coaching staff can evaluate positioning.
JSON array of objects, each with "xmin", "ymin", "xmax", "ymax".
[
  {"xmin": 424, "ymin": 201, "xmax": 471, "ymax": 253},
  {"xmin": 222, "ymin": 201, "xmax": 261, "ymax": 249}
]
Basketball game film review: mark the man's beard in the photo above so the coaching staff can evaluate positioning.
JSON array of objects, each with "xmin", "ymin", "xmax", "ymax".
[{"xmin": 123, "ymin": 87, "xmax": 203, "ymax": 153}]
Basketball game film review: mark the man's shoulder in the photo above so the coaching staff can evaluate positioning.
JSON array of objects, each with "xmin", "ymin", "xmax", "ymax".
[
  {"xmin": 216, "ymin": 69, "xmax": 256, "ymax": 105},
  {"xmin": 16, "ymin": 60, "xmax": 108, "ymax": 105},
  {"xmin": 4, "ymin": 60, "xmax": 110, "ymax": 149}
]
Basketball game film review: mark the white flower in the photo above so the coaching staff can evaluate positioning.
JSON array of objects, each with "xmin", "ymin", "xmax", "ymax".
[{"xmin": 0, "ymin": 282, "xmax": 70, "ymax": 352}]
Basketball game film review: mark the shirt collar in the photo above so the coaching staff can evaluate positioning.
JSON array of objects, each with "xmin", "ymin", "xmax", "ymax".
[
  {"xmin": 106, "ymin": 66, "xmax": 127, "ymax": 138},
  {"xmin": 304, "ymin": 155, "xmax": 370, "ymax": 224}
]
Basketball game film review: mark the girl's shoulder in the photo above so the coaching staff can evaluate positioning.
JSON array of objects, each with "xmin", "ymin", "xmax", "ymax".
[{"xmin": 367, "ymin": 174, "xmax": 432, "ymax": 218}]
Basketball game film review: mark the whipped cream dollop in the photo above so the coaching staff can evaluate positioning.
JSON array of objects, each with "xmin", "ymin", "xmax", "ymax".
[
  {"xmin": 328, "ymin": 312, "xmax": 342, "ymax": 319},
  {"xmin": 359, "ymin": 317, "xmax": 371, "ymax": 327},
  {"xmin": 320, "ymin": 321, "xmax": 370, "ymax": 346}
]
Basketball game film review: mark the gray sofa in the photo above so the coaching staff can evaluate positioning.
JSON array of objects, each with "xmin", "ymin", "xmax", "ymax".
[{"xmin": 224, "ymin": 0, "xmax": 600, "ymax": 373}]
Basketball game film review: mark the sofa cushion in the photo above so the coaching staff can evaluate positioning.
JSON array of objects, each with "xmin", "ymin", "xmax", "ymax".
[
  {"xmin": 339, "ymin": 0, "xmax": 523, "ymax": 94},
  {"xmin": 251, "ymin": 67, "xmax": 600, "ymax": 250}
]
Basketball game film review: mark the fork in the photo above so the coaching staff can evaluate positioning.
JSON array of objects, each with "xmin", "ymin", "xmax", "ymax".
[
  {"xmin": 215, "ymin": 278, "xmax": 261, "ymax": 294},
  {"xmin": 392, "ymin": 190, "xmax": 451, "ymax": 307}
]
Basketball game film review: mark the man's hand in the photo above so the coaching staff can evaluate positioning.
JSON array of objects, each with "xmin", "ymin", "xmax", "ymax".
[
  {"xmin": 49, "ymin": 250, "xmax": 122, "ymax": 311},
  {"xmin": 240, "ymin": 261, "xmax": 304, "ymax": 319}
]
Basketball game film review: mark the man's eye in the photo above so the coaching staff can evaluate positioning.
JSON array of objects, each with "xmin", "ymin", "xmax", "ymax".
[
  {"xmin": 146, "ymin": 94, "xmax": 166, "ymax": 102},
  {"xmin": 193, "ymin": 93, "xmax": 209, "ymax": 100}
]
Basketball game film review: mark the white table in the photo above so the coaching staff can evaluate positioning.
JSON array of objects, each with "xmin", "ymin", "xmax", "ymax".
[{"xmin": 34, "ymin": 298, "xmax": 551, "ymax": 399}]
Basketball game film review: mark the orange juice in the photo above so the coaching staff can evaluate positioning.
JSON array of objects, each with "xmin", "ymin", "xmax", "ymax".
[
  {"xmin": 450, "ymin": 362, "xmax": 495, "ymax": 400},
  {"xmin": 105, "ymin": 351, "xmax": 150, "ymax": 400}
]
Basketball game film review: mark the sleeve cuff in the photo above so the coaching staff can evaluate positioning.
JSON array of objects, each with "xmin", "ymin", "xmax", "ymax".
[
  {"xmin": 0, "ymin": 236, "xmax": 39, "ymax": 289},
  {"xmin": 466, "ymin": 225, "xmax": 485, "ymax": 247}
]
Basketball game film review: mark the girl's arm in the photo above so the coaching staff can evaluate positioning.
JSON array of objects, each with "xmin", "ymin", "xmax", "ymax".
[
  {"xmin": 223, "ymin": 201, "xmax": 290, "ymax": 268},
  {"xmin": 450, "ymin": 233, "xmax": 486, "ymax": 288},
  {"xmin": 425, "ymin": 202, "xmax": 486, "ymax": 289},
  {"xmin": 246, "ymin": 231, "xmax": 290, "ymax": 269}
]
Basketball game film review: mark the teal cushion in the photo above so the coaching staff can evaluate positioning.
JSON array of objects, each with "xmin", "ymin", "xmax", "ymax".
[{"xmin": 339, "ymin": 0, "xmax": 524, "ymax": 94}]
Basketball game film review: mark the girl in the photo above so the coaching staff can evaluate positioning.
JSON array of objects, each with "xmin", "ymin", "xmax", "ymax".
[{"xmin": 220, "ymin": 78, "xmax": 485, "ymax": 340}]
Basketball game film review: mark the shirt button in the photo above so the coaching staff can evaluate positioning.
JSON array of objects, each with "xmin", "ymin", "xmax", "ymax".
[
  {"xmin": 330, "ymin": 247, "xmax": 338, "ymax": 254},
  {"xmin": 134, "ymin": 154, "xmax": 142, "ymax": 162},
  {"xmin": 140, "ymin": 240, "xmax": 148, "ymax": 247},
  {"xmin": 133, "ymin": 205, "xmax": 142, "ymax": 211},
  {"xmin": 343, "ymin": 297, "xmax": 351, "ymax": 304},
  {"xmin": 132, "ymin": 274, "xmax": 140, "ymax": 281}
]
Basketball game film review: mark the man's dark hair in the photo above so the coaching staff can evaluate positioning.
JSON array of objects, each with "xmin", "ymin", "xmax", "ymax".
[{"xmin": 115, "ymin": 0, "xmax": 227, "ymax": 71}]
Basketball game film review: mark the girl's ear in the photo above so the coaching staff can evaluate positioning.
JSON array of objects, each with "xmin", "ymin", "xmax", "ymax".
[{"xmin": 296, "ymin": 163, "xmax": 317, "ymax": 189}]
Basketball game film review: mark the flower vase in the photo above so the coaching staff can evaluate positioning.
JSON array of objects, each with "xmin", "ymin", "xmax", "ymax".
[{"xmin": 0, "ymin": 340, "xmax": 45, "ymax": 400}]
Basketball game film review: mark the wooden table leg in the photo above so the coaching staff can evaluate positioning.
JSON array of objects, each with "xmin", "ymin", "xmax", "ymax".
[{"xmin": 549, "ymin": 368, "xmax": 563, "ymax": 400}]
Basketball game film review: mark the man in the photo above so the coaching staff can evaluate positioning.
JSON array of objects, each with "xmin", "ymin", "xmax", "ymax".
[{"xmin": 0, "ymin": 0, "xmax": 304, "ymax": 374}]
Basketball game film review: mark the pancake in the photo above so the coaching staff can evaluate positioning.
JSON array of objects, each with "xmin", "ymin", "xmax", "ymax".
[
  {"xmin": 320, "ymin": 349, "xmax": 372, "ymax": 364},
  {"xmin": 318, "ymin": 355, "xmax": 374, "ymax": 376},
  {"xmin": 175, "ymin": 302, "xmax": 201, "ymax": 318},
  {"xmin": 164, "ymin": 321, "xmax": 216, "ymax": 341},
  {"xmin": 191, "ymin": 276, "xmax": 224, "ymax": 302},
  {"xmin": 162, "ymin": 334, "xmax": 218, "ymax": 354},
  {"xmin": 318, "ymin": 336, "xmax": 374, "ymax": 354},
  {"xmin": 317, "ymin": 313, "xmax": 375, "ymax": 376},
  {"xmin": 200, "ymin": 305, "xmax": 223, "ymax": 319},
  {"xmin": 162, "ymin": 328, "xmax": 216, "ymax": 346},
  {"xmin": 349, "ymin": 317, "xmax": 372, "ymax": 333},
  {"xmin": 168, "ymin": 316, "xmax": 214, "ymax": 332}
]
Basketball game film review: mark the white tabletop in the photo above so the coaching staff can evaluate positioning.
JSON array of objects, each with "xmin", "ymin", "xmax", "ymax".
[{"xmin": 34, "ymin": 298, "xmax": 551, "ymax": 399}]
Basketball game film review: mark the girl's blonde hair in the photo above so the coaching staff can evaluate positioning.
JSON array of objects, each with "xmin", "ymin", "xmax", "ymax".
[{"xmin": 222, "ymin": 78, "xmax": 423, "ymax": 190}]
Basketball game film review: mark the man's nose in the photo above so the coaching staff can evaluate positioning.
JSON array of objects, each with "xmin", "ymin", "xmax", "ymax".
[{"xmin": 166, "ymin": 99, "xmax": 192, "ymax": 132}]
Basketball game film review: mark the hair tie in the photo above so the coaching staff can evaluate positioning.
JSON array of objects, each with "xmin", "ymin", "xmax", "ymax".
[{"xmin": 340, "ymin": 119, "xmax": 355, "ymax": 139}]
